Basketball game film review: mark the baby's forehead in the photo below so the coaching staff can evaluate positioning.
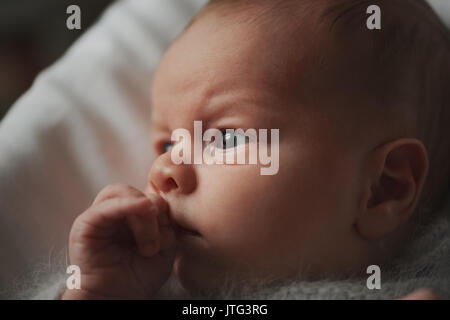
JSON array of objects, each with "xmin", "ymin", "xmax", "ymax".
[
  {"xmin": 151, "ymin": 0, "xmax": 428, "ymax": 129},
  {"xmin": 151, "ymin": 72, "xmax": 290, "ymax": 131},
  {"xmin": 151, "ymin": 7, "xmax": 331, "ymax": 113}
]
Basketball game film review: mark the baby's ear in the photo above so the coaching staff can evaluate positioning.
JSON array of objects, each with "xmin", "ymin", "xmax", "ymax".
[{"xmin": 356, "ymin": 138, "xmax": 429, "ymax": 240}]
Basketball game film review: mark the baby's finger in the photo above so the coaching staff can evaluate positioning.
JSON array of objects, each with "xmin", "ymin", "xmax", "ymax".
[
  {"xmin": 126, "ymin": 207, "xmax": 160, "ymax": 258},
  {"xmin": 141, "ymin": 192, "xmax": 175, "ymax": 256},
  {"xmin": 157, "ymin": 209, "xmax": 176, "ymax": 256},
  {"xmin": 92, "ymin": 184, "xmax": 146, "ymax": 206},
  {"xmin": 145, "ymin": 192, "xmax": 170, "ymax": 216},
  {"xmin": 77, "ymin": 197, "xmax": 153, "ymax": 235},
  {"xmin": 141, "ymin": 192, "xmax": 174, "ymax": 255}
]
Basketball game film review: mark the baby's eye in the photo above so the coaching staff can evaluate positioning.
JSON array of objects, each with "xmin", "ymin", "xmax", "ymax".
[
  {"xmin": 161, "ymin": 142, "xmax": 173, "ymax": 154},
  {"xmin": 215, "ymin": 130, "xmax": 249, "ymax": 150}
]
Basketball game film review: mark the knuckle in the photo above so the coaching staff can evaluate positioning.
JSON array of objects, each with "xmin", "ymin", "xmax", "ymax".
[
  {"xmin": 116, "ymin": 195, "xmax": 152, "ymax": 212},
  {"xmin": 102, "ymin": 183, "xmax": 145, "ymax": 198},
  {"xmin": 95, "ymin": 184, "xmax": 146, "ymax": 205},
  {"xmin": 102, "ymin": 183, "xmax": 128, "ymax": 193},
  {"xmin": 146, "ymin": 193, "xmax": 168, "ymax": 212}
]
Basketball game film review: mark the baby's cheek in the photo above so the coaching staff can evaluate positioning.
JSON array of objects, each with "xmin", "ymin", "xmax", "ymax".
[
  {"xmin": 196, "ymin": 145, "xmax": 310, "ymax": 252},
  {"xmin": 208, "ymin": 190, "xmax": 288, "ymax": 253}
]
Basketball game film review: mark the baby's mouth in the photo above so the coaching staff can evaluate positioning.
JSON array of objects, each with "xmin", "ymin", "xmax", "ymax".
[
  {"xmin": 159, "ymin": 196, "xmax": 201, "ymax": 238},
  {"xmin": 174, "ymin": 223, "xmax": 201, "ymax": 238}
]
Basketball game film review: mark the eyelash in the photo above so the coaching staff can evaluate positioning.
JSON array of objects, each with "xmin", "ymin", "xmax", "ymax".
[
  {"xmin": 155, "ymin": 141, "xmax": 172, "ymax": 155},
  {"xmin": 214, "ymin": 129, "xmax": 249, "ymax": 150},
  {"xmin": 155, "ymin": 128, "xmax": 249, "ymax": 155}
]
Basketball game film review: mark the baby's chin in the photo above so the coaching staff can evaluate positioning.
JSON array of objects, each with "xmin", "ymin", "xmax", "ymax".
[
  {"xmin": 172, "ymin": 254, "xmax": 226, "ymax": 298},
  {"xmin": 172, "ymin": 253, "xmax": 291, "ymax": 299}
]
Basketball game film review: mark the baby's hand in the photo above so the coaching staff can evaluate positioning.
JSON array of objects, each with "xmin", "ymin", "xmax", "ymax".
[{"xmin": 62, "ymin": 184, "xmax": 176, "ymax": 299}]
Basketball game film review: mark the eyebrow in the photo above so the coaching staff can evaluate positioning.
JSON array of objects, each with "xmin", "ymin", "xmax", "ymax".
[
  {"xmin": 150, "ymin": 94, "xmax": 275, "ymax": 131},
  {"xmin": 202, "ymin": 101, "xmax": 259, "ymax": 121}
]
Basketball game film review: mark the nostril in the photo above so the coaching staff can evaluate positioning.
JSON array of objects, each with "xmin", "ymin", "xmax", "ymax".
[{"xmin": 164, "ymin": 177, "xmax": 178, "ymax": 191}]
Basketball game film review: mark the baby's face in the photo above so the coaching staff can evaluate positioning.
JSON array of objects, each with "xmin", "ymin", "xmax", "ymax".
[{"xmin": 148, "ymin": 11, "xmax": 369, "ymax": 294}]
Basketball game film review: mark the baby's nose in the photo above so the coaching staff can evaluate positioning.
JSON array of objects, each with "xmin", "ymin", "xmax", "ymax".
[{"xmin": 148, "ymin": 152, "xmax": 197, "ymax": 195}]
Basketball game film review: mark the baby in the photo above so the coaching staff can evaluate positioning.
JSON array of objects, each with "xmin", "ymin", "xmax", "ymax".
[{"xmin": 61, "ymin": 0, "xmax": 450, "ymax": 299}]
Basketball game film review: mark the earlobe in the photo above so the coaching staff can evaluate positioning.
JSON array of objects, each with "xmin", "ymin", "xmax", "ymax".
[{"xmin": 356, "ymin": 139, "xmax": 429, "ymax": 240}]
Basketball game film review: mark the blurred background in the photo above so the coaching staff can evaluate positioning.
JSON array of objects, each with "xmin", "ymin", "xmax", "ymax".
[
  {"xmin": 0, "ymin": 0, "xmax": 114, "ymax": 121},
  {"xmin": 1, "ymin": 0, "xmax": 449, "ymax": 124}
]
